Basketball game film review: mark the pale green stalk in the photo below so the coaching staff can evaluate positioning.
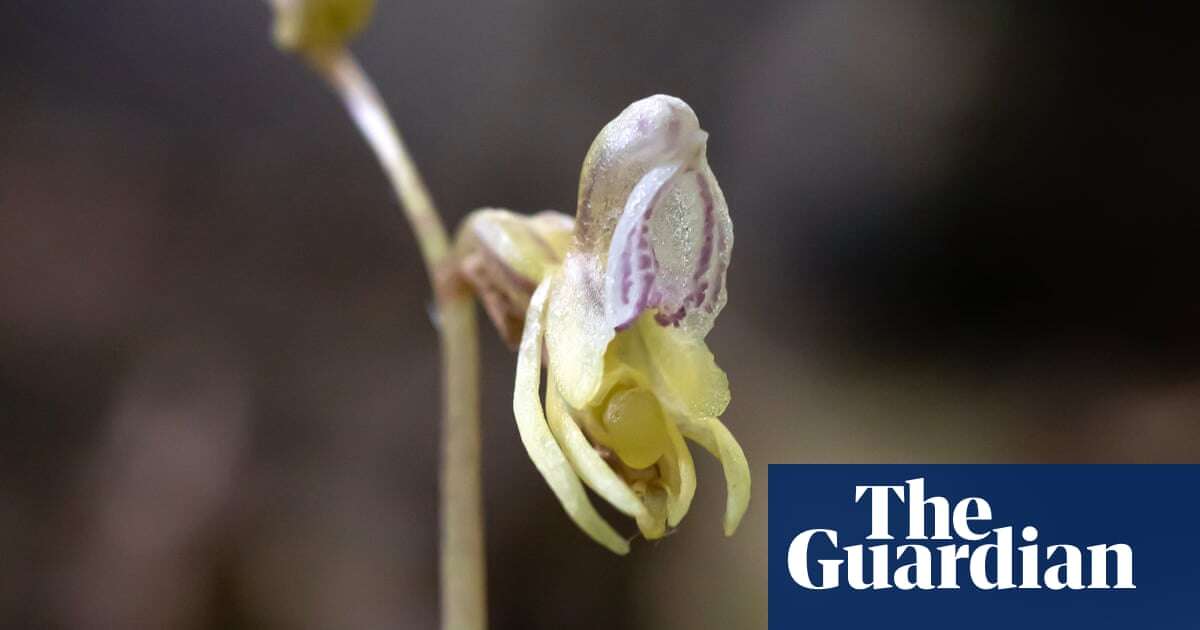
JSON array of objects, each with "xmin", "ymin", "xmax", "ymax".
[{"xmin": 310, "ymin": 49, "xmax": 485, "ymax": 630}]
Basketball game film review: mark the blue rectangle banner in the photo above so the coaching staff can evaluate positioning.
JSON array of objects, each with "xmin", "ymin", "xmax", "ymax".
[{"xmin": 768, "ymin": 465, "xmax": 1199, "ymax": 628}]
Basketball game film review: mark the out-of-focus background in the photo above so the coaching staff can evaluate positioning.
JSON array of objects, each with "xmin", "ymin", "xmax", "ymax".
[{"xmin": 1, "ymin": 2, "xmax": 1197, "ymax": 628}]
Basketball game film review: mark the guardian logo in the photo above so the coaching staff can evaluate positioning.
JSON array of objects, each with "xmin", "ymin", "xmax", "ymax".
[
  {"xmin": 787, "ymin": 478, "xmax": 1134, "ymax": 591},
  {"xmin": 767, "ymin": 466, "xmax": 1199, "ymax": 629}
]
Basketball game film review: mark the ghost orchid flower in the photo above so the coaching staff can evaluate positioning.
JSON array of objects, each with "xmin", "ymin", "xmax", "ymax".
[{"xmin": 506, "ymin": 95, "xmax": 749, "ymax": 554}]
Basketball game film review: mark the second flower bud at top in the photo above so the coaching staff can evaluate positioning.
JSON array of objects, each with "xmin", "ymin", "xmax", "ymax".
[{"xmin": 271, "ymin": 0, "xmax": 375, "ymax": 54}]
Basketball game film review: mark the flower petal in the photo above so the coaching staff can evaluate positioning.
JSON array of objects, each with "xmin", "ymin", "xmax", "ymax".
[
  {"xmin": 545, "ymin": 253, "xmax": 613, "ymax": 409},
  {"xmin": 674, "ymin": 416, "xmax": 750, "ymax": 536},
  {"xmin": 602, "ymin": 161, "xmax": 681, "ymax": 331},
  {"xmin": 575, "ymin": 95, "xmax": 704, "ymax": 252},
  {"xmin": 660, "ymin": 418, "xmax": 697, "ymax": 527},
  {"xmin": 604, "ymin": 159, "xmax": 732, "ymax": 337},
  {"xmin": 606, "ymin": 313, "xmax": 731, "ymax": 419},
  {"xmin": 545, "ymin": 372, "xmax": 648, "ymax": 520},
  {"xmin": 514, "ymin": 279, "xmax": 629, "ymax": 554}
]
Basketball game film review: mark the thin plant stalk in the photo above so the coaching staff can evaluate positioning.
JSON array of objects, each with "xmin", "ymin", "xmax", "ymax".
[{"xmin": 310, "ymin": 49, "xmax": 486, "ymax": 630}]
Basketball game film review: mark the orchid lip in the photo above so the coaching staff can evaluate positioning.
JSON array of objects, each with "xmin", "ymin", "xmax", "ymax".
[{"xmin": 605, "ymin": 158, "xmax": 729, "ymax": 333}]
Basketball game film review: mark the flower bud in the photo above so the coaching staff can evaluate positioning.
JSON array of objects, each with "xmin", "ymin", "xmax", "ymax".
[
  {"xmin": 270, "ymin": 0, "xmax": 375, "ymax": 54},
  {"xmin": 454, "ymin": 209, "xmax": 574, "ymax": 348}
]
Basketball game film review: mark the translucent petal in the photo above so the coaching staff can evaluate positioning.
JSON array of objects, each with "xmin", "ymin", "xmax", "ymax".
[
  {"xmin": 514, "ymin": 279, "xmax": 629, "ymax": 554},
  {"xmin": 574, "ymin": 96, "xmax": 704, "ymax": 253},
  {"xmin": 544, "ymin": 253, "xmax": 612, "ymax": 409},
  {"xmin": 545, "ymin": 373, "xmax": 647, "ymax": 520},
  {"xmin": 602, "ymin": 162, "xmax": 682, "ymax": 330},
  {"xmin": 675, "ymin": 416, "xmax": 750, "ymax": 536},
  {"xmin": 660, "ymin": 418, "xmax": 697, "ymax": 527},
  {"xmin": 604, "ymin": 156, "xmax": 732, "ymax": 336}
]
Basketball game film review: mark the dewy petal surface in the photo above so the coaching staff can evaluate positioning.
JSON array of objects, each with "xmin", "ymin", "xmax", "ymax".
[
  {"xmin": 674, "ymin": 416, "xmax": 750, "ymax": 536},
  {"xmin": 575, "ymin": 95, "xmax": 704, "ymax": 253},
  {"xmin": 603, "ymin": 151, "xmax": 732, "ymax": 335},
  {"xmin": 513, "ymin": 279, "xmax": 629, "ymax": 554},
  {"xmin": 545, "ymin": 373, "xmax": 647, "ymax": 520},
  {"xmin": 544, "ymin": 253, "xmax": 611, "ymax": 409}
]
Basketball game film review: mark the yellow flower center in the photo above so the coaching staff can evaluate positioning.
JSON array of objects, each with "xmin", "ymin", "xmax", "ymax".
[{"xmin": 601, "ymin": 387, "xmax": 670, "ymax": 469}]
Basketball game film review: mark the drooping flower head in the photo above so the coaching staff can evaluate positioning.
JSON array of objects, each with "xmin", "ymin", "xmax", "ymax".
[{"xmin": 460, "ymin": 95, "xmax": 749, "ymax": 554}]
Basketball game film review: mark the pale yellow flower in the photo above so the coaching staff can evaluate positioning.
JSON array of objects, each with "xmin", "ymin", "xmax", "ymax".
[
  {"xmin": 270, "ymin": 0, "xmax": 375, "ymax": 53},
  {"xmin": 501, "ymin": 95, "xmax": 750, "ymax": 554}
]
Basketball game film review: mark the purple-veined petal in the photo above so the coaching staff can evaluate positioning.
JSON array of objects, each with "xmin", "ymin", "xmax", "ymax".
[
  {"xmin": 603, "ymin": 157, "xmax": 732, "ymax": 336},
  {"xmin": 574, "ymin": 95, "xmax": 705, "ymax": 252}
]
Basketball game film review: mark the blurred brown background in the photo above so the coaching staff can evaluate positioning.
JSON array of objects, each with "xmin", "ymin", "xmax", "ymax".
[{"xmin": 1, "ymin": 2, "xmax": 1197, "ymax": 628}]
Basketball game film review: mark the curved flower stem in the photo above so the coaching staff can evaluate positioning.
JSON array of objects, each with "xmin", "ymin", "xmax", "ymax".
[{"xmin": 310, "ymin": 49, "xmax": 486, "ymax": 630}]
